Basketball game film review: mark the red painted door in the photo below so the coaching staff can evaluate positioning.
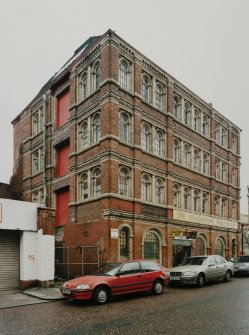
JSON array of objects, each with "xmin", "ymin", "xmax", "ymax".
[
  {"xmin": 57, "ymin": 145, "xmax": 69, "ymax": 177},
  {"xmin": 56, "ymin": 91, "xmax": 70, "ymax": 128},
  {"xmin": 56, "ymin": 189, "xmax": 69, "ymax": 226}
]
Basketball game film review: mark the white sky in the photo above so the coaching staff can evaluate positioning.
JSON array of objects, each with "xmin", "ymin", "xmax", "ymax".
[{"xmin": 0, "ymin": 0, "xmax": 248, "ymax": 213}]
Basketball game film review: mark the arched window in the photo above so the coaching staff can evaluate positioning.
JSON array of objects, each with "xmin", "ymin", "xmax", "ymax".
[
  {"xmin": 215, "ymin": 123, "xmax": 220, "ymax": 144},
  {"xmin": 184, "ymin": 102, "xmax": 191, "ymax": 127},
  {"xmin": 173, "ymin": 184, "xmax": 181, "ymax": 208},
  {"xmin": 78, "ymin": 121, "xmax": 89, "ymax": 150},
  {"xmin": 214, "ymin": 237, "xmax": 225, "ymax": 257},
  {"xmin": 215, "ymin": 196, "xmax": 220, "ymax": 216},
  {"xmin": 78, "ymin": 172, "xmax": 89, "ymax": 201},
  {"xmin": 215, "ymin": 159, "xmax": 220, "ymax": 179},
  {"xmin": 141, "ymin": 174, "xmax": 152, "ymax": 202},
  {"xmin": 232, "ymin": 133, "xmax": 237, "ymax": 153},
  {"xmin": 202, "ymin": 193, "xmax": 208, "ymax": 214},
  {"xmin": 155, "ymin": 178, "xmax": 164, "ymax": 204},
  {"xmin": 78, "ymin": 71, "xmax": 88, "ymax": 101},
  {"xmin": 221, "ymin": 162, "xmax": 227, "ymax": 182},
  {"xmin": 195, "ymin": 236, "xmax": 206, "ymax": 255},
  {"xmin": 119, "ymin": 227, "xmax": 130, "ymax": 259},
  {"xmin": 221, "ymin": 127, "xmax": 227, "ymax": 147},
  {"xmin": 173, "ymin": 94, "xmax": 181, "ymax": 120},
  {"xmin": 232, "ymin": 167, "xmax": 237, "ymax": 186},
  {"xmin": 193, "ymin": 149, "xmax": 201, "ymax": 172},
  {"xmin": 193, "ymin": 190, "xmax": 200, "ymax": 212},
  {"xmin": 194, "ymin": 109, "xmax": 201, "ymax": 132},
  {"xmin": 183, "ymin": 144, "xmax": 191, "ymax": 168},
  {"xmin": 143, "ymin": 230, "xmax": 160, "ymax": 261},
  {"xmin": 141, "ymin": 123, "xmax": 152, "ymax": 151},
  {"xmin": 183, "ymin": 187, "xmax": 191, "ymax": 210},
  {"xmin": 232, "ymin": 201, "xmax": 237, "ymax": 220},
  {"xmin": 141, "ymin": 75, "xmax": 151, "ymax": 103},
  {"xmin": 155, "ymin": 83, "xmax": 164, "ymax": 110},
  {"xmin": 92, "ymin": 114, "xmax": 101, "ymax": 143},
  {"xmin": 119, "ymin": 60, "xmax": 130, "ymax": 90},
  {"xmin": 155, "ymin": 130, "xmax": 164, "ymax": 157},
  {"xmin": 119, "ymin": 112, "xmax": 131, "ymax": 144},
  {"xmin": 92, "ymin": 61, "xmax": 101, "ymax": 91},
  {"xmin": 203, "ymin": 153, "xmax": 209, "ymax": 175},
  {"xmin": 119, "ymin": 167, "xmax": 131, "ymax": 197},
  {"xmin": 173, "ymin": 139, "xmax": 181, "ymax": 164},
  {"xmin": 91, "ymin": 168, "xmax": 101, "ymax": 197},
  {"xmin": 202, "ymin": 115, "xmax": 209, "ymax": 136},
  {"xmin": 221, "ymin": 198, "xmax": 227, "ymax": 218}
]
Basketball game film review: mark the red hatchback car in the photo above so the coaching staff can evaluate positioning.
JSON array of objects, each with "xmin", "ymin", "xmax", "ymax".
[{"xmin": 60, "ymin": 260, "xmax": 168, "ymax": 304}]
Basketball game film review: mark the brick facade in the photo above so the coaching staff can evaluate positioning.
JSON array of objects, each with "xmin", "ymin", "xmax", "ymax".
[{"xmin": 11, "ymin": 30, "xmax": 241, "ymax": 269}]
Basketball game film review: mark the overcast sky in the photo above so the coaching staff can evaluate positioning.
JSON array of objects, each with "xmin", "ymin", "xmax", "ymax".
[{"xmin": 0, "ymin": 0, "xmax": 248, "ymax": 213}]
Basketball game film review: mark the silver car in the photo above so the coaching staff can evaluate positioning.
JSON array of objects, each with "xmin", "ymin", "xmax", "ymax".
[
  {"xmin": 165, "ymin": 255, "xmax": 234, "ymax": 288},
  {"xmin": 233, "ymin": 255, "xmax": 249, "ymax": 276}
]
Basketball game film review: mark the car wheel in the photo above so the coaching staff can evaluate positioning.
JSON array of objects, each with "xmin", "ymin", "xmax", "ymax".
[
  {"xmin": 224, "ymin": 270, "xmax": 232, "ymax": 282},
  {"xmin": 197, "ymin": 273, "xmax": 205, "ymax": 288},
  {"xmin": 93, "ymin": 286, "xmax": 109, "ymax": 305},
  {"xmin": 152, "ymin": 280, "xmax": 163, "ymax": 295}
]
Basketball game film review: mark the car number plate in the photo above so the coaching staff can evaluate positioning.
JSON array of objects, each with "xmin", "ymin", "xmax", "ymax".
[
  {"xmin": 170, "ymin": 276, "xmax": 181, "ymax": 280},
  {"xmin": 62, "ymin": 289, "xmax": 71, "ymax": 295}
]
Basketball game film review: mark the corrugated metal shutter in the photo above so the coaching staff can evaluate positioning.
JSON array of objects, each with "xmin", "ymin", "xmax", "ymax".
[{"xmin": 0, "ymin": 230, "xmax": 20, "ymax": 290}]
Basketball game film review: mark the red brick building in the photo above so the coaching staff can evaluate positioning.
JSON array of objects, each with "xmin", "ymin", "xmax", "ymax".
[{"xmin": 11, "ymin": 29, "xmax": 241, "ymax": 271}]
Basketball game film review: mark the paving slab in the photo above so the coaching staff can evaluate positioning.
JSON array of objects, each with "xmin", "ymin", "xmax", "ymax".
[{"xmin": 0, "ymin": 291, "xmax": 51, "ymax": 309}]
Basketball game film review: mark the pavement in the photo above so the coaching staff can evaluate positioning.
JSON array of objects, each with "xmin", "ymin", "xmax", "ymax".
[{"xmin": 0, "ymin": 282, "xmax": 64, "ymax": 309}]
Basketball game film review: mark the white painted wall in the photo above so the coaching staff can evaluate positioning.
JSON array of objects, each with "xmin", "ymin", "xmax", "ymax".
[
  {"xmin": 20, "ymin": 230, "xmax": 55, "ymax": 282},
  {"xmin": 0, "ymin": 198, "xmax": 42, "ymax": 231}
]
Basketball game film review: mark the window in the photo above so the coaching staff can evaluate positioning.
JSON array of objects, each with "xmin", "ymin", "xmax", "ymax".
[
  {"xmin": 119, "ymin": 261, "xmax": 141, "ymax": 275},
  {"xmin": 78, "ymin": 172, "xmax": 89, "ymax": 201},
  {"xmin": 202, "ymin": 193, "xmax": 208, "ymax": 214},
  {"xmin": 202, "ymin": 115, "xmax": 209, "ymax": 136},
  {"xmin": 193, "ymin": 190, "xmax": 200, "ymax": 212},
  {"xmin": 155, "ymin": 83, "xmax": 164, "ymax": 110},
  {"xmin": 155, "ymin": 178, "xmax": 164, "ymax": 204},
  {"xmin": 143, "ymin": 231, "xmax": 160, "ymax": 261},
  {"xmin": 232, "ymin": 133, "xmax": 237, "ymax": 153},
  {"xmin": 155, "ymin": 130, "xmax": 164, "ymax": 157},
  {"xmin": 119, "ymin": 167, "xmax": 131, "ymax": 197},
  {"xmin": 173, "ymin": 184, "xmax": 181, "ymax": 208},
  {"xmin": 193, "ymin": 149, "xmax": 201, "ymax": 172},
  {"xmin": 195, "ymin": 236, "xmax": 206, "ymax": 255},
  {"xmin": 184, "ymin": 102, "xmax": 191, "ymax": 127},
  {"xmin": 221, "ymin": 198, "xmax": 227, "ymax": 217},
  {"xmin": 91, "ymin": 168, "xmax": 101, "ymax": 197},
  {"xmin": 183, "ymin": 187, "xmax": 191, "ymax": 210},
  {"xmin": 119, "ymin": 60, "xmax": 130, "ymax": 90},
  {"xmin": 92, "ymin": 113, "xmax": 101, "ymax": 143},
  {"xmin": 214, "ymin": 238, "xmax": 225, "ymax": 257},
  {"xmin": 194, "ymin": 109, "xmax": 201, "ymax": 132},
  {"xmin": 32, "ymin": 106, "xmax": 44, "ymax": 136},
  {"xmin": 78, "ymin": 71, "xmax": 88, "ymax": 101},
  {"xmin": 141, "ymin": 174, "xmax": 152, "ymax": 202},
  {"xmin": 92, "ymin": 61, "xmax": 101, "ymax": 91},
  {"xmin": 221, "ymin": 162, "xmax": 227, "ymax": 182},
  {"xmin": 232, "ymin": 167, "xmax": 237, "ymax": 186},
  {"xmin": 32, "ymin": 147, "xmax": 44, "ymax": 175},
  {"xmin": 78, "ymin": 121, "xmax": 89, "ymax": 150},
  {"xmin": 215, "ymin": 196, "xmax": 220, "ymax": 216},
  {"xmin": 119, "ymin": 112, "xmax": 132, "ymax": 144},
  {"xmin": 215, "ymin": 123, "xmax": 220, "ymax": 144},
  {"xmin": 141, "ymin": 123, "xmax": 152, "ymax": 151},
  {"xmin": 203, "ymin": 153, "xmax": 209, "ymax": 175},
  {"xmin": 232, "ymin": 201, "xmax": 237, "ymax": 220},
  {"xmin": 32, "ymin": 188, "xmax": 45, "ymax": 204},
  {"xmin": 215, "ymin": 159, "xmax": 220, "ymax": 179},
  {"xmin": 221, "ymin": 127, "xmax": 227, "ymax": 147},
  {"xmin": 119, "ymin": 227, "xmax": 130, "ymax": 259},
  {"xmin": 173, "ymin": 139, "xmax": 181, "ymax": 164},
  {"xmin": 183, "ymin": 144, "xmax": 191, "ymax": 168},
  {"xmin": 173, "ymin": 94, "xmax": 181, "ymax": 120},
  {"xmin": 141, "ymin": 74, "xmax": 151, "ymax": 103}
]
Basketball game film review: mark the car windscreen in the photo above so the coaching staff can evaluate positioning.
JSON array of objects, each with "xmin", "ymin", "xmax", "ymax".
[
  {"xmin": 183, "ymin": 257, "xmax": 207, "ymax": 265},
  {"xmin": 235, "ymin": 256, "xmax": 249, "ymax": 263},
  {"xmin": 95, "ymin": 262, "xmax": 122, "ymax": 276}
]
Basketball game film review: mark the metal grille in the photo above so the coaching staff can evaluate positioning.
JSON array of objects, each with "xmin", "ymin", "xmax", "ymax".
[
  {"xmin": 55, "ymin": 245, "xmax": 99, "ymax": 280},
  {"xmin": 170, "ymin": 272, "xmax": 182, "ymax": 276},
  {"xmin": 144, "ymin": 231, "xmax": 159, "ymax": 260}
]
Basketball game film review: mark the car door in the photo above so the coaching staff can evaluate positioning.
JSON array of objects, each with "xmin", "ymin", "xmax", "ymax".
[
  {"xmin": 214, "ymin": 256, "xmax": 227, "ymax": 279},
  {"xmin": 111, "ymin": 261, "xmax": 143, "ymax": 295},
  {"xmin": 205, "ymin": 256, "xmax": 219, "ymax": 281}
]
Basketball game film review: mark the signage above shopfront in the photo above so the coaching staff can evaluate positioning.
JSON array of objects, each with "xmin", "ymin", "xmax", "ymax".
[{"xmin": 173, "ymin": 209, "xmax": 238, "ymax": 230}]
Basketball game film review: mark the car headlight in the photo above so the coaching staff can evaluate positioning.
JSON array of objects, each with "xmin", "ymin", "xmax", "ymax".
[
  {"xmin": 183, "ymin": 271, "xmax": 196, "ymax": 276},
  {"xmin": 76, "ymin": 284, "xmax": 90, "ymax": 290},
  {"xmin": 165, "ymin": 271, "xmax": 170, "ymax": 276}
]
